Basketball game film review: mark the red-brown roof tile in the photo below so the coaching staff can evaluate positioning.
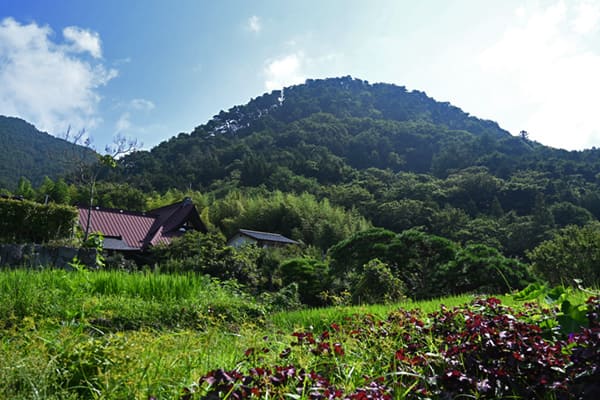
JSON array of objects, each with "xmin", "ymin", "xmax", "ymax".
[
  {"xmin": 78, "ymin": 207, "xmax": 156, "ymax": 249},
  {"xmin": 78, "ymin": 198, "xmax": 207, "ymax": 251}
]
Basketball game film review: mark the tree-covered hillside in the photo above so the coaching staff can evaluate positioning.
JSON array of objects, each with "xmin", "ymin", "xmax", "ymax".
[
  {"xmin": 0, "ymin": 116, "xmax": 96, "ymax": 189},
  {"xmin": 6, "ymin": 77, "xmax": 600, "ymax": 261},
  {"xmin": 118, "ymin": 76, "xmax": 518, "ymax": 191},
  {"xmin": 117, "ymin": 76, "xmax": 600, "ymax": 192},
  {"xmin": 100, "ymin": 77, "xmax": 600, "ymax": 258}
]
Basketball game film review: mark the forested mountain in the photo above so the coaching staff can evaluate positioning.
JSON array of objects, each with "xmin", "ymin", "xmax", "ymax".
[
  {"xmin": 0, "ymin": 116, "xmax": 95, "ymax": 189},
  {"xmin": 118, "ymin": 76, "xmax": 600, "ymax": 192},
  {"xmin": 118, "ymin": 76, "xmax": 515, "ymax": 191},
  {"xmin": 108, "ymin": 77, "xmax": 600, "ymax": 257},
  {"xmin": 5, "ymin": 77, "xmax": 600, "ymax": 259}
]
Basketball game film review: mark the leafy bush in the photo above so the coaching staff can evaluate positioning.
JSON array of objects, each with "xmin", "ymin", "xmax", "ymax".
[
  {"xmin": 152, "ymin": 231, "xmax": 262, "ymax": 289},
  {"xmin": 442, "ymin": 244, "xmax": 534, "ymax": 295},
  {"xmin": 527, "ymin": 223, "xmax": 600, "ymax": 287},
  {"xmin": 280, "ymin": 257, "xmax": 329, "ymax": 306},
  {"xmin": 387, "ymin": 229, "xmax": 458, "ymax": 299},
  {"xmin": 258, "ymin": 283, "xmax": 303, "ymax": 312},
  {"xmin": 351, "ymin": 258, "xmax": 405, "ymax": 304},
  {"xmin": 0, "ymin": 198, "xmax": 77, "ymax": 243},
  {"xmin": 328, "ymin": 228, "xmax": 396, "ymax": 279}
]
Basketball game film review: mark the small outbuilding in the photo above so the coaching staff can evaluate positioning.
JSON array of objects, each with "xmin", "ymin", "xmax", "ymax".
[{"xmin": 227, "ymin": 229, "xmax": 299, "ymax": 249}]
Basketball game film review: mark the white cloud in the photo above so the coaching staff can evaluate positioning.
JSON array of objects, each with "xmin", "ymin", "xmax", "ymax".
[
  {"xmin": 115, "ymin": 112, "xmax": 131, "ymax": 133},
  {"xmin": 248, "ymin": 15, "xmax": 261, "ymax": 33},
  {"xmin": 63, "ymin": 26, "xmax": 102, "ymax": 58},
  {"xmin": 113, "ymin": 99, "xmax": 157, "ymax": 141},
  {"xmin": 479, "ymin": 1, "xmax": 600, "ymax": 150},
  {"xmin": 129, "ymin": 98, "xmax": 155, "ymax": 111},
  {"xmin": 264, "ymin": 53, "xmax": 306, "ymax": 91},
  {"xmin": 572, "ymin": 1, "xmax": 600, "ymax": 34},
  {"xmin": 0, "ymin": 18, "xmax": 116, "ymax": 136}
]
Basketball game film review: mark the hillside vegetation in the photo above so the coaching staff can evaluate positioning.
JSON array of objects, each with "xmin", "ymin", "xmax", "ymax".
[
  {"xmin": 2, "ymin": 77, "xmax": 600, "ymax": 399},
  {"xmin": 94, "ymin": 77, "xmax": 600, "ymax": 260},
  {"xmin": 0, "ymin": 269, "xmax": 597, "ymax": 399},
  {"xmin": 0, "ymin": 116, "xmax": 96, "ymax": 189}
]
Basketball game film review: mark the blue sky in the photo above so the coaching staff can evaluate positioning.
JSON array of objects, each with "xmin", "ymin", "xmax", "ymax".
[{"xmin": 2, "ymin": 1, "xmax": 600, "ymax": 151}]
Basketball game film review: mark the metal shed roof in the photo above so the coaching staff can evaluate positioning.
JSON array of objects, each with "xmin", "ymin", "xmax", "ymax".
[{"xmin": 238, "ymin": 229, "xmax": 299, "ymax": 244}]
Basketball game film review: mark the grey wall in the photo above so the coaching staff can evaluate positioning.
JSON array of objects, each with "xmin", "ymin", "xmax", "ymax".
[{"xmin": 0, "ymin": 243, "xmax": 98, "ymax": 269}]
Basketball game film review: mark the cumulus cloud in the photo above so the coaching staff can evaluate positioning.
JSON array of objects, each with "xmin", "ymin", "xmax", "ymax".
[
  {"xmin": 264, "ymin": 53, "xmax": 306, "ymax": 91},
  {"xmin": 0, "ymin": 17, "xmax": 116, "ymax": 136},
  {"xmin": 63, "ymin": 26, "xmax": 102, "ymax": 58},
  {"xmin": 480, "ymin": 1, "xmax": 600, "ymax": 150},
  {"xmin": 248, "ymin": 15, "xmax": 261, "ymax": 33}
]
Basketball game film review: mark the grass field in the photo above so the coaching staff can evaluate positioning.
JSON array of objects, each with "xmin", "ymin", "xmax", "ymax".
[{"xmin": 0, "ymin": 269, "xmax": 596, "ymax": 399}]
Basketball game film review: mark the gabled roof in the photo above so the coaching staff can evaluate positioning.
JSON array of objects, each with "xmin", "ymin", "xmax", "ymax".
[
  {"xmin": 78, "ymin": 198, "xmax": 207, "ymax": 251},
  {"xmin": 142, "ymin": 198, "xmax": 206, "ymax": 248},
  {"xmin": 78, "ymin": 208, "xmax": 156, "ymax": 250},
  {"xmin": 237, "ymin": 229, "xmax": 299, "ymax": 245}
]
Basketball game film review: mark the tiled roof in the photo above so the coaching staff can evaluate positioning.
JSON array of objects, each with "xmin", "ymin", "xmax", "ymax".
[
  {"xmin": 238, "ymin": 229, "xmax": 298, "ymax": 244},
  {"xmin": 78, "ymin": 198, "xmax": 207, "ymax": 251},
  {"xmin": 78, "ymin": 207, "xmax": 158, "ymax": 250}
]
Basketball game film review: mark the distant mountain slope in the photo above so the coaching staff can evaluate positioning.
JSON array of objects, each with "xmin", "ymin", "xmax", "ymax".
[
  {"xmin": 0, "ymin": 116, "xmax": 96, "ymax": 189},
  {"xmin": 116, "ymin": 76, "xmax": 597, "ymax": 192}
]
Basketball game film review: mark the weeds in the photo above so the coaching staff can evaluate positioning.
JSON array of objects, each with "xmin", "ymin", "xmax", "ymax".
[{"xmin": 1, "ymin": 269, "xmax": 598, "ymax": 399}]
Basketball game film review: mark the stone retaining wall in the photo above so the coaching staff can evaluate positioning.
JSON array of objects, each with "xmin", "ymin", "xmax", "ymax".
[{"xmin": 0, "ymin": 243, "xmax": 98, "ymax": 269}]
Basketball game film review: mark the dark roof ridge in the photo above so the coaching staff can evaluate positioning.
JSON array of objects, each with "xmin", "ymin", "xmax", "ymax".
[{"xmin": 239, "ymin": 228, "xmax": 281, "ymax": 235}]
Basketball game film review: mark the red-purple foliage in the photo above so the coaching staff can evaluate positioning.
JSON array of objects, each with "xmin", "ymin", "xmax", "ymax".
[{"xmin": 184, "ymin": 297, "xmax": 600, "ymax": 399}]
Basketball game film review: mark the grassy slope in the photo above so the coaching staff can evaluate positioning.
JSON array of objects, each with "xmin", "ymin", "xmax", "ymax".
[
  {"xmin": 0, "ymin": 269, "xmax": 590, "ymax": 399},
  {"xmin": 0, "ymin": 269, "xmax": 266, "ymax": 399}
]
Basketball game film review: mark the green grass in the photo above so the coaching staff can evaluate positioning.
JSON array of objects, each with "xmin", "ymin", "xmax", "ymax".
[
  {"xmin": 269, "ymin": 294, "xmax": 511, "ymax": 332},
  {"xmin": 0, "ymin": 268, "xmax": 265, "ymax": 331},
  {"xmin": 0, "ymin": 268, "xmax": 594, "ymax": 399},
  {"xmin": 0, "ymin": 324, "xmax": 260, "ymax": 399},
  {"xmin": 0, "ymin": 268, "xmax": 269, "ymax": 399}
]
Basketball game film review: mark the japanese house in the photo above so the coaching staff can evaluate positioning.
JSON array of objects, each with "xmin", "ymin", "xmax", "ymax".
[{"xmin": 78, "ymin": 198, "xmax": 207, "ymax": 252}]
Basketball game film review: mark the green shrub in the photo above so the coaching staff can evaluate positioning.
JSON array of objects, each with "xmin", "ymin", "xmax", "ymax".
[
  {"xmin": 442, "ymin": 244, "xmax": 534, "ymax": 295},
  {"xmin": 527, "ymin": 223, "xmax": 600, "ymax": 287},
  {"xmin": 280, "ymin": 257, "xmax": 329, "ymax": 306},
  {"xmin": 152, "ymin": 231, "xmax": 261, "ymax": 289},
  {"xmin": 0, "ymin": 198, "xmax": 77, "ymax": 243},
  {"xmin": 351, "ymin": 259, "xmax": 405, "ymax": 304}
]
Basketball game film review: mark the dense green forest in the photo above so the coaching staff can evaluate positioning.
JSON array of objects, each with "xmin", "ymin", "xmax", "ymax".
[
  {"xmin": 0, "ymin": 116, "xmax": 95, "ymax": 189},
  {"xmin": 115, "ymin": 76, "xmax": 600, "ymax": 190},
  {"xmin": 102, "ymin": 77, "xmax": 600, "ymax": 260},
  {"xmin": 3, "ymin": 77, "xmax": 600, "ymax": 302}
]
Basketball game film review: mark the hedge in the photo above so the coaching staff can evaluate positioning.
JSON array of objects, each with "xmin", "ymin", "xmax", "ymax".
[{"xmin": 0, "ymin": 198, "xmax": 77, "ymax": 243}]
